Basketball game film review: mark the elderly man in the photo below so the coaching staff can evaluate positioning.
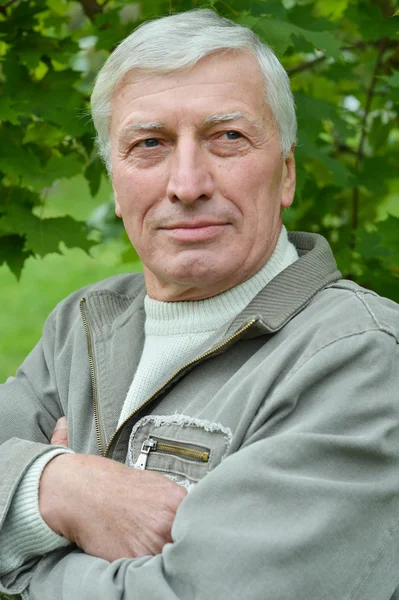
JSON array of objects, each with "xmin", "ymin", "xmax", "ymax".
[{"xmin": 0, "ymin": 9, "xmax": 399, "ymax": 600}]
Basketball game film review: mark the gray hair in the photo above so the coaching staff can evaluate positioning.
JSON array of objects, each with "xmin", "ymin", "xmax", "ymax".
[{"xmin": 91, "ymin": 9, "xmax": 297, "ymax": 171}]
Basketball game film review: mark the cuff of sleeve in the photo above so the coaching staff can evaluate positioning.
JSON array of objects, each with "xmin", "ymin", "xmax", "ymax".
[{"xmin": 0, "ymin": 447, "xmax": 73, "ymax": 575}]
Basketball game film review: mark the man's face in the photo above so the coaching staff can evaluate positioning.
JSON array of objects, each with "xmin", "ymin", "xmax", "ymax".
[{"xmin": 110, "ymin": 51, "xmax": 296, "ymax": 301}]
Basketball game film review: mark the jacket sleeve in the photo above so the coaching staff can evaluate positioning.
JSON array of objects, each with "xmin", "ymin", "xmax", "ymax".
[
  {"xmin": 0, "ymin": 449, "xmax": 72, "ymax": 577},
  {"xmin": 26, "ymin": 328, "xmax": 399, "ymax": 600},
  {"xmin": 0, "ymin": 310, "xmax": 70, "ymax": 595}
]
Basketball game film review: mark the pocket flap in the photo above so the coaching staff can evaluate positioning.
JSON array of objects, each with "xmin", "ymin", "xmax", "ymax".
[{"xmin": 127, "ymin": 414, "xmax": 232, "ymax": 486}]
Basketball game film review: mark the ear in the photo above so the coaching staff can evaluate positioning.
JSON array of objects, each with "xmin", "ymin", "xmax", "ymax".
[
  {"xmin": 280, "ymin": 145, "xmax": 296, "ymax": 209},
  {"xmin": 112, "ymin": 184, "xmax": 122, "ymax": 218}
]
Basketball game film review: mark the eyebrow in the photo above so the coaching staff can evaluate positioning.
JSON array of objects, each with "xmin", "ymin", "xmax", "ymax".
[
  {"xmin": 204, "ymin": 112, "xmax": 263, "ymax": 131},
  {"xmin": 126, "ymin": 121, "xmax": 165, "ymax": 131},
  {"xmin": 118, "ymin": 112, "xmax": 262, "ymax": 147},
  {"xmin": 118, "ymin": 121, "xmax": 165, "ymax": 148}
]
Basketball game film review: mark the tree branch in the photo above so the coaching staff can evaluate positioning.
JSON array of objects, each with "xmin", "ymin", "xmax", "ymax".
[
  {"xmin": 356, "ymin": 38, "xmax": 388, "ymax": 166},
  {"xmin": 350, "ymin": 37, "xmax": 389, "ymax": 249},
  {"xmin": 287, "ymin": 40, "xmax": 389, "ymax": 77},
  {"xmin": 287, "ymin": 54, "xmax": 327, "ymax": 76}
]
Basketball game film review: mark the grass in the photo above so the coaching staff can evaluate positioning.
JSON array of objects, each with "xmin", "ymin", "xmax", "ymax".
[{"xmin": 0, "ymin": 242, "xmax": 141, "ymax": 382}]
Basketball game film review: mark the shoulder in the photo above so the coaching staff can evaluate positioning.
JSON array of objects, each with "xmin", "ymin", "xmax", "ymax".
[
  {"xmin": 315, "ymin": 280, "xmax": 399, "ymax": 343},
  {"xmin": 57, "ymin": 271, "xmax": 145, "ymax": 308},
  {"xmin": 265, "ymin": 280, "xmax": 399, "ymax": 393},
  {"xmin": 46, "ymin": 272, "xmax": 146, "ymax": 331},
  {"xmin": 283, "ymin": 280, "xmax": 399, "ymax": 371}
]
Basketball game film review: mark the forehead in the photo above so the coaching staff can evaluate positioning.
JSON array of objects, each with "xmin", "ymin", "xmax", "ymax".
[{"xmin": 110, "ymin": 51, "xmax": 271, "ymax": 136}]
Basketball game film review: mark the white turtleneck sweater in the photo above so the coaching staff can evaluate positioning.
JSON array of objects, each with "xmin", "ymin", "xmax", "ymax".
[
  {"xmin": 119, "ymin": 226, "xmax": 298, "ymax": 425},
  {"xmin": 0, "ymin": 226, "xmax": 298, "ymax": 575}
]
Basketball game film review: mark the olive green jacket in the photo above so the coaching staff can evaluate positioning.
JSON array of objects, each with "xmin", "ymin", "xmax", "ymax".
[{"xmin": 1, "ymin": 232, "xmax": 399, "ymax": 600}]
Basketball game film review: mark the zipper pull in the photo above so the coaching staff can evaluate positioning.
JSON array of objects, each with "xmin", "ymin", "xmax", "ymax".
[{"xmin": 134, "ymin": 438, "xmax": 157, "ymax": 470}]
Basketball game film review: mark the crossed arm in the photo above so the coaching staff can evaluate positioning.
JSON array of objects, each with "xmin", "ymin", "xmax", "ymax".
[
  {"xmin": 25, "ymin": 334, "xmax": 399, "ymax": 600},
  {"xmin": 2, "ymin": 325, "xmax": 399, "ymax": 600},
  {"xmin": 40, "ymin": 422, "xmax": 186, "ymax": 561}
]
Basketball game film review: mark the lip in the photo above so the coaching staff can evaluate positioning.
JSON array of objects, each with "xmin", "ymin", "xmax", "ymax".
[
  {"xmin": 160, "ymin": 222, "xmax": 228, "ymax": 242},
  {"xmin": 161, "ymin": 220, "xmax": 226, "ymax": 229}
]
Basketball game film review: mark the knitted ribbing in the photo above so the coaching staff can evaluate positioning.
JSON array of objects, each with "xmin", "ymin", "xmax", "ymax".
[
  {"xmin": 118, "ymin": 226, "xmax": 298, "ymax": 425},
  {"xmin": 0, "ymin": 448, "xmax": 72, "ymax": 576}
]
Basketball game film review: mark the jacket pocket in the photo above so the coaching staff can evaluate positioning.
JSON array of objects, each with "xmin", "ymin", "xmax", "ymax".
[{"xmin": 127, "ymin": 414, "xmax": 232, "ymax": 487}]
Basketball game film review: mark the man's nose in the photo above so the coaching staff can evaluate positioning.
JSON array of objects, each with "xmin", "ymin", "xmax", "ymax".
[{"xmin": 166, "ymin": 140, "xmax": 214, "ymax": 204}]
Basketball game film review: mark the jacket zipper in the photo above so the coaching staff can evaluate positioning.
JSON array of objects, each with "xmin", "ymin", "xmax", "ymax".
[
  {"xmin": 104, "ymin": 318, "xmax": 256, "ymax": 458},
  {"xmin": 79, "ymin": 298, "xmax": 106, "ymax": 456},
  {"xmin": 134, "ymin": 437, "xmax": 210, "ymax": 470},
  {"xmin": 79, "ymin": 297, "xmax": 256, "ymax": 458}
]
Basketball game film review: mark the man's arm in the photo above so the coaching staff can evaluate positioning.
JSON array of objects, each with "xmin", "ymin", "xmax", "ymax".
[
  {"xmin": 39, "ymin": 453, "xmax": 186, "ymax": 561},
  {"xmin": 0, "ymin": 448, "xmax": 73, "ymax": 578},
  {"xmin": 0, "ymin": 309, "xmax": 186, "ymax": 597},
  {"xmin": 0, "ymin": 310, "xmax": 71, "ymax": 595},
  {"xmin": 1, "ymin": 417, "xmax": 82, "ymax": 577},
  {"xmin": 27, "ymin": 329, "xmax": 399, "ymax": 600}
]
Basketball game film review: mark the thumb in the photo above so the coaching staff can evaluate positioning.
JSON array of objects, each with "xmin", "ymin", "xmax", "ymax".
[{"xmin": 51, "ymin": 416, "xmax": 69, "ymax": 447}]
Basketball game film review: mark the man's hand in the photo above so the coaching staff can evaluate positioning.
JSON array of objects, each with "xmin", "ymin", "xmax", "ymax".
[
  {"xmin": 42, "ymin": 420, "xmax": 187, "ymax": 562},
  {"xmin": 50, "ymin": 416, "xmax": 68, "ymax": 446}
]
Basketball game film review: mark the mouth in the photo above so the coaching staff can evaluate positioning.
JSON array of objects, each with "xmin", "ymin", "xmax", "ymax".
[
  {"xmin": 159, "ymin": 221, "xmax": 228, "ymax": 242},
  {"xmin": 162, "ymin": 220, "xmax": 226, "ymax": 229}
]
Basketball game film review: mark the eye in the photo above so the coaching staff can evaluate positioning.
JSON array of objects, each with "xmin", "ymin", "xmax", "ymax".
[
  {"xmin": 222, "ymin": 131, "xmax": 242, "ymax": 140},
  {"xmin": 137, "ymin": 138, "xmax": 160, "ymax": 148}
]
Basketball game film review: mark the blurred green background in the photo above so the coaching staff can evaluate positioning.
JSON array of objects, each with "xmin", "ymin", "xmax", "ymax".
[
  {"xmin": 0, "ymin": 1, "xmax": 398, "ymax": 598},
  {"xmin": 0, "ymin": 0, "xmax": 398, "ymax": 386},
  {"xmin": 0, "ymin": 173, "xmax": 142, "ymax": 381}
]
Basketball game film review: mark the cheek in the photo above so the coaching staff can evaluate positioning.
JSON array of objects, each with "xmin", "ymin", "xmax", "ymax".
[
  {"xmin": 220, "ymin": 158, "xmax": 276, "ymax": 215},
  {"xmin": 248, "ymin": 157, "xmax": 283, "ymax": 204},
  {"xmin": 112, "ymin": 168, "xmax": 165, "ymax": 223}
]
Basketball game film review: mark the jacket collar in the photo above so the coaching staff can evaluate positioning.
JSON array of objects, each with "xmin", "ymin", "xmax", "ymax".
[
  {"xmin": 83, "ymin": 231, "xmax": 341, "ymax": 337},
  {"xmin": 227, "ymin": 232, "xmax": 341, "ymax": 337}
]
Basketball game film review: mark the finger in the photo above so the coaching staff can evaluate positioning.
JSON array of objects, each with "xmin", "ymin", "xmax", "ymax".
[{"xmin": 51, "ymin": 416, "xmax": 69, "ymax": 446}]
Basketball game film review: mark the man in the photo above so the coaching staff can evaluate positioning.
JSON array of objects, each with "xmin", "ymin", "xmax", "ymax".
[{"xmin": 0, "ymin": 9, "xmax": 399, "ymax": 600}]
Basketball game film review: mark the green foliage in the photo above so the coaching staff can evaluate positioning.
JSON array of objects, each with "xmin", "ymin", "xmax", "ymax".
[
  {"xmin": 0, "ymin": 0, "xmax": 398, "ymax": 305},
  {"xmin": 0, "ymin": 4, "xmax": 397, "ymax": 598}
]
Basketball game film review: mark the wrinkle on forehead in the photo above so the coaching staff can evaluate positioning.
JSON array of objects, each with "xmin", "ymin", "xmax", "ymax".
[
  {"xmin": 111, "ymin": 51, "xmax": 275, "ymax": 145},
  {"xmin": 113, "ymin": 50, "xmax": 265, "ymax": 107}
]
